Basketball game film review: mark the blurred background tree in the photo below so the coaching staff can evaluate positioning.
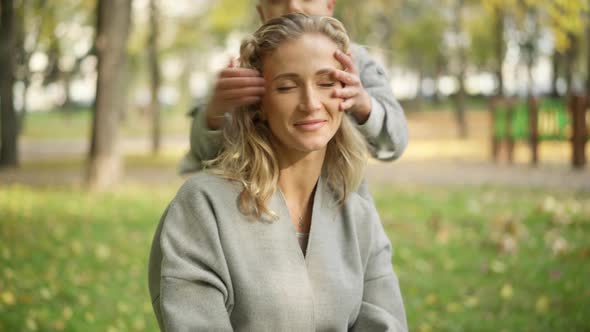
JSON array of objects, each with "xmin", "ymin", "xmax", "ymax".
[
  {"xmin": 1, "ymin": 0, "xmax": 18, "ymax": 167},
  {"xmin": 87, "ymin": 0, "xmax": 132, "ymax": 190}
]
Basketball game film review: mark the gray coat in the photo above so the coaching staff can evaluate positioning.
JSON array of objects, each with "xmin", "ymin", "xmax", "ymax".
[
  {"xmin": 178, "ymin": 43, "xmax": 409, "ymax": 174},
  {"xmin": 148, "ymin": 173, "xmax": 408, "ymax": 331}
]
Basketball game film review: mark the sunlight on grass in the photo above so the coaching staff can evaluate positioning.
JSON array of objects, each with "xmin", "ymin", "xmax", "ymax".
[
  {"xmin": 1, "ymin": 183, "xmax": 589, "ymax": 331},
  {"xmin": 19, "ymin": 153, "xmax": 183, "ymax": 171}
]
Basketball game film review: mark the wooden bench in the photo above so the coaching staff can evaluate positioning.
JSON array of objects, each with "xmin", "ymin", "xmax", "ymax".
[{"xmin": 490, "ymin": 95, "xmax": 588, "ymax": 168}]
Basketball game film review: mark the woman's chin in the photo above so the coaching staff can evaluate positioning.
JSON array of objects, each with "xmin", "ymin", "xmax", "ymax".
[{"xmin": 293, "ymin": 139, "xmax": 331, "ymax": 153}]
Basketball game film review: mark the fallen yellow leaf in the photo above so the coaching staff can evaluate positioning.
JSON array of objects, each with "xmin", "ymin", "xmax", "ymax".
[
  {"xmin": 425, "ymin": 293, "xmax": 437, "ymax": 305},
  {"xmin": 1, "ymin": 291, "xmax": 15, "ymax": 305},
  {"xmin": 501, "ymin": 284, "xmax": 513, "ymax": 300},
  {"xmin": 419, "ymin": 323, "xmax": 432, "ymax": 332},
  {"xmin": 464, "ymin": 296, "xmax": 479, "ymax": 308},
  {"xmin": 536, "ymin": 295, "xmax": 550, "ymax": 314}
]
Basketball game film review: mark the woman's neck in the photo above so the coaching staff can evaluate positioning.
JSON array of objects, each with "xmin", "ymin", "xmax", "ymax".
[{"xmin": 276, "ymin": 148, "xmax": 325, "ymax": 227}]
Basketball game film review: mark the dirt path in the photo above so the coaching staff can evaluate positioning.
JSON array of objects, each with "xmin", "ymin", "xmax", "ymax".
[
  {"xmin": 2, "ymin": 111, "xmax": 589, "ymax": 190},
  {"xmin": 2, "ymin": 154, "xmax": 588, "ymax": 191}
]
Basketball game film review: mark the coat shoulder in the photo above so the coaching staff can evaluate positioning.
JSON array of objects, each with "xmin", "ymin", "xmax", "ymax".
[{"xmin": 176, "ymin": 172, "xmax": 241, "ymax": 204}]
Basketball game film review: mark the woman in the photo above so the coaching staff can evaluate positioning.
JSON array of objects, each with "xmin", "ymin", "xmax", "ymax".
[{"xmin": 148, "ymin": 13, "xmax": 407, "ymax": 331}]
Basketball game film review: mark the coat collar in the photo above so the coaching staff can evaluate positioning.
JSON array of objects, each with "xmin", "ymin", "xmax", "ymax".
[{"xmin": 270, "ymin": 175, "xmax": 338, "ymax": 261}]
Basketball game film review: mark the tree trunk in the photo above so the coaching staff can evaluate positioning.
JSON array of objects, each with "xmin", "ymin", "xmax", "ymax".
[
  {"xmin": 494, "ymin": 7, "xmax": 504, "ymax": 97},
  {"xmin": 148, "ymin": 0, "xmax": 161, "ymax": 155},
  {"xmin": 62, "ymin": 71, "xmax": 74, "ymax": 109},
  {"xmin": 0, "ymin": 0, "xmax": 19, "ymax": 167},
  {"xmin": 522, "ymin": 8, "xmax": 538, "ymax": 99},
  {"xmin": 454, "ymin": 0, "xmax": 467, "ymax": 138},
  {"xmin": 564, "ymin": 33, "xmax": 578, "ymax": 98},
  {"xmin": 526, "ymin": 53, "xmax": 534, "ymax": 97},
  {"xmin": 87, "ymin": 0, "xmax": 132, "ymax": 190},
  {"xmin": 18, "ymin": 76, "xmax": 28, "ymax": 134},
  {"xmin": 551, "ymin": 51, "xmax": 561, "ymax": 98},
  {"xmin": 415, "ymin": 65, "xmax": 423, "ymax": 112},
  {"xmin": 585, "ymin": 13, "xmax": 590, "ymax": 100},
  {"xmin": 433, "ymin": 55, "xmax": 444, "ymax": 105}
]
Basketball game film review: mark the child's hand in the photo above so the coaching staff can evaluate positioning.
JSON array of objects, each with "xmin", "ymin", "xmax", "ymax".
[
  {"xmin": 331, "ymin": 50, "xmax": 372, "ymax": 124},
  {"xmin": 205, "ymin": 58, "xmax": 266, "ymax": 130}
]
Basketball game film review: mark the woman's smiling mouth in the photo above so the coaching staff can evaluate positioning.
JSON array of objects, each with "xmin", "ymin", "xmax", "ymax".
[{"xmin": 294, "ymin": 119, "xmax": 328, "ymax": 131}]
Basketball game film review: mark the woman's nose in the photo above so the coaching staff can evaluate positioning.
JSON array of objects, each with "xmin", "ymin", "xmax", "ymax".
[{"xmin": 299, "ymin": 88, "xmax": 322, "ymax": 112}]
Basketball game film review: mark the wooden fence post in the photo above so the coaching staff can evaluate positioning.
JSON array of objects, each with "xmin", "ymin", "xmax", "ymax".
[
  {"xmin": 506, "ymin": 98, "xmax": 515, "ymax": 164},
  {"xmin": 528, "ymin": 96, "xmax": 539, "ymax": 166},
  {"xmin": 490, "ymin": 97, "xmax": 500, "ymax": 162},
  {"xmin": 571, "ymin": 95, "xmax": 588, "ymax": 169}
]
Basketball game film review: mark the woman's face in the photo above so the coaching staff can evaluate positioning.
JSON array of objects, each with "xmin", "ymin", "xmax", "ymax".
[{"xmin": 260, "ymin": 33, "xmax": 344, "ymax": 157}]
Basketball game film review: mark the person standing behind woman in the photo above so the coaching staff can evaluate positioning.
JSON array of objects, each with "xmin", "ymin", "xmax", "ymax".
[
  {"xmin": 150, "ymin": 13, "xmax": 407, "ymax": 332},
  {"xmin": 179, "ymin": 0, "xmax": 408, "ymax": 173}
]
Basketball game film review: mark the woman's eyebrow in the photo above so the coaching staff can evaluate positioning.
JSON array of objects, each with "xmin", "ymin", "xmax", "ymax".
[
  {"xmin": 315, "ymin": 68, "xmax": 334, "ymax": 76},
  {"xmin": 271, "ymin": 73, "xmax": 298, "ymax": 82},
  {"xmin": 271, "ymin": 68, "xmax": 336, "ymax": 82}
]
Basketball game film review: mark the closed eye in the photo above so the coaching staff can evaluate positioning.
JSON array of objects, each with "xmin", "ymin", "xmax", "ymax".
[
  {"xmin": 277, "ymin": 86, "xmax": 296, "ymax": 92},
  {"xmin": 319, "ymin": 82, "xmax": 336, "ymax": 88}
]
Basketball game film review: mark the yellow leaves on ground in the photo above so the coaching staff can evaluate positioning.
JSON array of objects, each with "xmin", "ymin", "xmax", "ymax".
[
  {"xmin": 501, "ymin": 283, "xmax": 513, "ymax": 300},
  {"xmin": 419, "ymin": 322, "xmax": 433, "ymax": 332},
  {"xmin": 425, "ymin": 293, "xmax": 438, "ymax": 305},
  {"xmin": 25, "ymin": 317, "xmax": 37, "ymax": 331},
  {"xmin": 1, "ymin": 291, "xmax": 15, "ymax": 305},
  {"xmin": 62, "ymin": 306, "xmax": 73, "ymax": 321},
  {"xmin": 490, "ymin": 259, "xmax": 507, "ymax": 274},
  {"xmin": 446, "ymin": 302, "xmax": 462, "ymax": 313},
  {"xmin": 40, "ymin": 288, "xmax": 52, "ymax": 300},
  {"xmin": 71, "ymin": 240, "xmax": 83, "ymax": 256},
  {"xmin": 536, "ymin": 295, "xmax": 550, "ymax": 314},
  {"xmin": 95, "ymin": 243, "xmax": 111, "ymax": 261}
]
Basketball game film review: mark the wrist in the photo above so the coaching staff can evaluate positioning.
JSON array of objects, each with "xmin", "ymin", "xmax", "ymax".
[
  {"xmin": 352, "ymin": 93, "xmax": 372, "ymax": 124},
  {"xmin": 205, "ymin": 103, "xmax": 226, "ymax": 130}
]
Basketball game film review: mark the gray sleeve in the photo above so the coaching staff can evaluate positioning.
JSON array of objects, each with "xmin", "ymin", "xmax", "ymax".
[
  {"xmin": 350, "ymin": 201, "xmax": 408, "ymax": 332},
  {"xmin": 178, "ymin": 103, "xmax": 225, "ymax": 174},
  {"xmin": 159, "ymin": 183, "xmax": 234, "ymax": 331},
  {"xmin": 353, "ymin": 45, "xmax": 409, "ymax": 162}
]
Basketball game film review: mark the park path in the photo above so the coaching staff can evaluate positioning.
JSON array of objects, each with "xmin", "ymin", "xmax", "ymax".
[
  {"xmin": 1, "ymin": 137, "xmax": 588, "ymax": 191},
  {"xmin": 1, "ymin": 111, "xmax": 589, "ymax": 190}
]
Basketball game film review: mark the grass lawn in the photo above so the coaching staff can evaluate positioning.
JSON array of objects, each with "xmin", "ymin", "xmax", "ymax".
[
  {"xmin": 1, "ymin": 183, "xmax": 589, "ymax": 331},
  {"xmin": 21, "ymin": 107, "xmax": 190, "ymax": 140}
]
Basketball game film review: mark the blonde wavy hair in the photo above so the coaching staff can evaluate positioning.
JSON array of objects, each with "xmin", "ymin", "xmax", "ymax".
[{"xmin": 207, "ymin": 13, "xmax": 368, "ymax": 220}]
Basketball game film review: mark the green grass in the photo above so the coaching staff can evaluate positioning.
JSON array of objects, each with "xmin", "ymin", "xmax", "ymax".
[
  {"xmin": 1, "ymin": 183, "xmax": 589, "ymax": 331},
  {"xmin": 373, "ymin": 186, "xmax": 590, "ymax": 332},
  {"xmin": 22, "ymin": 107, "xmax": 191, "ymax": 140}
]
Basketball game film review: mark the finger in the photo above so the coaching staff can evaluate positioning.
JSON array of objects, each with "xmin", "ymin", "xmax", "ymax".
[
  {"xmin": 227, "ymin": 55, "xmax": 240, "ymax": 68},
  {"xmin": 340, "ymin": 98, "xmax": 355, "ymax": 111},
  {"xmin": 230, "ymin": 57, "xmax": 240, "ymax": 68},
  {"xmin": 332, "ymin": 69, "xmax": 360, "ymax": 86},
  {"xmin": 232, "ymin": 96, "xmax": 262, "ymax": 107},
  {"xmin": 334, "ymin": 50, "xmax": 358, "ymax": 75},
  {"xmin": 220, "ymin": 67, "xmax": 262, "ymax": 78},
  {"xmin": 218, "ymin": 86, "xmax": 265, "ymax": 100},
  {"xmin": 332, "ymin": 87, "xmax": 358, "ymax": 99},
  {"xmin": 217, "ymin": 77, "xmax": 266, "ymax": 90}
]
